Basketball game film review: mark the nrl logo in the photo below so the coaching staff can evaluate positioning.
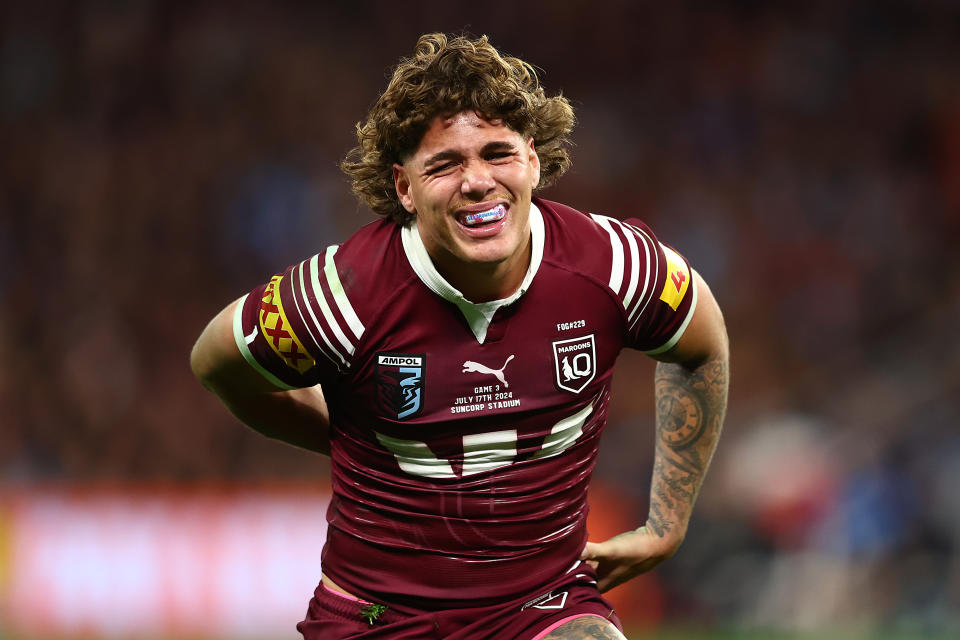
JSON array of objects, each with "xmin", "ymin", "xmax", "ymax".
[
  {"xmin": 376, "ymin": 352, "xmax": 425, "ymax": 420},
  {"xmin": 552, "ymin": 334, "xmax": 596, "ymax": 393}
]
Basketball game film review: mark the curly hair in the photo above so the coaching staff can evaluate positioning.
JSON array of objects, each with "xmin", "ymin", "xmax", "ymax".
[{"xmin": 340, "ymin": 33, "xmax": 576, "ymax": 225}]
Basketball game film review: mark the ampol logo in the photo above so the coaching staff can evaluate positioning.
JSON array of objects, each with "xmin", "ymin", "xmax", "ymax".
[
  {"xmin": 552, "ymin": 334, "xmax": 596, "ymax": 393},
  {"xmin": 376, "ymin": 352, "xmax": 425, "ymax": 419}
]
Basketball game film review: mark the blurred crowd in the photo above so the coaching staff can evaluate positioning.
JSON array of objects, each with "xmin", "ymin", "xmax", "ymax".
[{"xmin": 2, "ymin": 0, "xmax": 958, "ymax": 635}]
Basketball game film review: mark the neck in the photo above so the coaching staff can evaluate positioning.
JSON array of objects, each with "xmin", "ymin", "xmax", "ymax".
[{"xmin": 435, "ymin": 238, "xmax": 531, "ymax": 303}]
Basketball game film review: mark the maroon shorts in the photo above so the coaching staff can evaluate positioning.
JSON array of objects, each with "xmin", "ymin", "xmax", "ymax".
[{"xmin": 296, "ymin": 566, "xmax": 621, "ymax": 640}]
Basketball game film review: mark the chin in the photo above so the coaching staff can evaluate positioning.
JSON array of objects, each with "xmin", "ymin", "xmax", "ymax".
[
  {"xmin": 460, "ymin": 241, "xmax": 514, "ymax": 265},
  {"xmin": 460, "ymin": 253, "xmax": 508, "ymax": 268}
]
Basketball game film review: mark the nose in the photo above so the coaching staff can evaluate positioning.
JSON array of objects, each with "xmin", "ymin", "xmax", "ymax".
[{"xmin": 461, "ymin": 161, "xmax": 496, "ymax": 197}]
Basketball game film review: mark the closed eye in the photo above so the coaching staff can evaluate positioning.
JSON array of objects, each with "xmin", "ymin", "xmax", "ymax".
[{"xmin": 426, "ymin": 161, "xmax": 457, "ymax": 175}]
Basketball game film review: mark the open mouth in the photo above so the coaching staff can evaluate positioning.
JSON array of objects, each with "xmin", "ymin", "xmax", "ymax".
[{"xmin": 460, "ymin": 205, "xmax": 506, "ymax": 227}]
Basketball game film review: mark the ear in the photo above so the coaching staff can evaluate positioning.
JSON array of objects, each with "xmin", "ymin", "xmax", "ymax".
[
  {"xmin": 527, "ymin": 137, "xmax": 541, "ymax": 189},
  {"xmin": 393, "ymin": 164, "xmax": 417, "ymax": 214}
]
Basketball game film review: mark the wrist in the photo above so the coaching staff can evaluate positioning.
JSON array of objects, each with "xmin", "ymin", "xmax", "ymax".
[{"xmin": 640, "ymin": 519, "xmax": 687, "ymax": 552}]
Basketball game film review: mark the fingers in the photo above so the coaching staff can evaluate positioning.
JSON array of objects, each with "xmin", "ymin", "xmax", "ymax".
[
  {"xmin": 579, "ymin": 541, "xmax": 599, "ymax": 560},
  {"xmin": 580, "ymin": 541, "xmax": 600, "ymax": 571},
  {"xmin": 579, "ymin": 531, "xmax": 673, "ymax": 593}
]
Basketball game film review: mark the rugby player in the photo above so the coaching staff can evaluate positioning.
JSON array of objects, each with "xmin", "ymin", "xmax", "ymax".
[{"xmin": 191, "ymin": 32, "xmax": 729, "ymax": 640}]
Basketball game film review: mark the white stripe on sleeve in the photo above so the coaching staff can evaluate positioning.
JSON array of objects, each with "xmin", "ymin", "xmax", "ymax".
[
  {"xmin": 612, "ymin": 218, "xmax": 641, "ymax": 311},
  {"xmin": 641, "ymin": 271, "xmax": 699, "ymax": 355},
  {"xmin": 590, "ymin": 214, "xmax": 624, "ymax": 294},
  {"xmin": 293, "ymin": 261, "xmax": 343, "ymax": 367},
  {"xmin": 231, "ymin": 293, "xmax": 297, "ymax": 390},
  {"xmin": 309, "ymin": 253, "xmax": 354, "ymax": 355},
  {"xmin": 324, "ymin": 245, "xmax": 365, "ymax": 341},
  {"xmin": 624, "ymin": 223, "xmax": 658, "ymax": 329}
]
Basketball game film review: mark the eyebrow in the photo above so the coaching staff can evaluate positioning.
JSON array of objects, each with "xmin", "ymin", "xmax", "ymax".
[{"xmin": 422, "ymin": 141, "xmax": 518, "ymax": 169}]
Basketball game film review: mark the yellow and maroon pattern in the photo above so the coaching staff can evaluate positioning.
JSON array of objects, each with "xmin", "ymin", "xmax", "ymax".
[
  {"xmin": 658, "ymin": 244, "xmax": 691, "ymax": 311},
  {"xmin": 258, "ymin": 275, "xmax": 315, "ymax": 374}
]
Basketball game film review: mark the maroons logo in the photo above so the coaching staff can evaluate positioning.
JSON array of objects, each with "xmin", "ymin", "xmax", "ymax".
[
  {"xmin": 552, "ymin": 334, "xmax": 596, "ymax": 393},
  {"xmin": 376, "ymin": 353, "xmax": 425, "ymax": 420}
]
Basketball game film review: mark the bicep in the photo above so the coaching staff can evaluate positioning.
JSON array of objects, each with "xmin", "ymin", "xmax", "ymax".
[
  {"xmin": 191, "ymin": 297, "xmax": 282, "ymax": 394},
  {"xmin": 653, "ymin": 271, "xmax": 728, "ymax": 367}
]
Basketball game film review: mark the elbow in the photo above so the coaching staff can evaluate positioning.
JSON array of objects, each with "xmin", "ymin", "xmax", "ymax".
[
  {"xmin": 189, "ymin": 339, "xmax": 218, "ymax": 391},
  {"xmin": 686, "ymin": 285, "xmax": 729, "ymax": 369},
  {"xmin": 191, "ymin": 299, "xmax": 244, "ymax": 393},
  {"xmin": 695, "ymin": 316, "xmax": 729, "ymax": 371},
  {"xmin": 714, "ymin": 315, "xmax": 730, "ymax": 361}
]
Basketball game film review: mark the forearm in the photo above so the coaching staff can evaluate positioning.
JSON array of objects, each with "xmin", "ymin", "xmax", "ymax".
[
  {"xmin": 210, "ymin": 383, "xmax": 331, "ymax": 455},
  {"xmin": 647, "ymin": 351, "xmax": 729, "ymax": 543},
  {"xmin": 580, "ymin": 273, "xmax": 728, "ymax": 591}
]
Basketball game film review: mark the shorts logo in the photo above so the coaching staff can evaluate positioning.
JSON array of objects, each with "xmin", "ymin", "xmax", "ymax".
[
  {"xmin": 521, "ymin": 590, "xmax": 569, "ymax": 610},
  {"xmin": 376, "ymin": 353, "xmax": 425, "ymax": 420},
  {"xmin": 552, "ymin": 334, "xmax": 596, "ymax": 394}
]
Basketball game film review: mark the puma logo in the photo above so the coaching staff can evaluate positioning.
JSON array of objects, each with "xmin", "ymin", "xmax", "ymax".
[{"xmin": 462, "ymin": 355, "xmax": 515, "ymax": 388}]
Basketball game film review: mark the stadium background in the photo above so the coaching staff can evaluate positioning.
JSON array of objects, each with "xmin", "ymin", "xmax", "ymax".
[{"xmin": 2, "ymin": 0, "xmax": 958, "ymax": 638}]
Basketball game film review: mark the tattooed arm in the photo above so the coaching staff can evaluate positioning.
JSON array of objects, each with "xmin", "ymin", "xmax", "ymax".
[{"xmin": 582, "ymin": 271, "xmax": 729, "ymax": 592}]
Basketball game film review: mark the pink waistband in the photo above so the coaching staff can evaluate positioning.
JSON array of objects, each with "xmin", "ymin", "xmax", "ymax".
[
  {"xmin": 531, "ymin": 613, "xmax": 611, "ymax": 640},
  {"xmin": 320, "ymin": 583, "xmax": 372, "ymax": 605}
]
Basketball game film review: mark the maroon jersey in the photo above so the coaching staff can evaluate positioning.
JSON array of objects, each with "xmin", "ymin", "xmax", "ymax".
[{"xmin": 233, "ymin": 198, "xmax": 696, "ymax": 610}]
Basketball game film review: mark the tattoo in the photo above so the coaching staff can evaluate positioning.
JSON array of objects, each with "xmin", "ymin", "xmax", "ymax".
[
  {"xmin": 648, "ymin": 354, "xmax": 728, "ymax": 537},
  {"xmin": 541, "ymin": 614, "xmax": 627, "ymax": 639}
]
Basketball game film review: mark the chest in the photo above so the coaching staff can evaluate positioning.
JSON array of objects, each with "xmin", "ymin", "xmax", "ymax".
[{"xmin": 336, "ymin": 279, "xmax": 624, "ymax": 438}]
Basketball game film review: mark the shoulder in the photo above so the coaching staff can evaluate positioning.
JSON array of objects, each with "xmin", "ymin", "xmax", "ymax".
[
  {"xmin": 536, "ymin": 198, "xmax": 660, "ymax": 309},
  {"xmin": 319, "ymin": 216, "xmax": 420, "ymax": 321},
  {"xmin": 535, "ymin": 197, "xmax": 611, "ymax": 252},
  {"xmin": 537, "ymin": 199, "xmax": 699, "ymax": 354},
  {"xmin": 231, "ymin": 219, "xmax": 419, "ymax": 386},
  {"xmin": 285, "ymin": 219, "xmax": 414, "ymax": 370},
  {"xmin": 536, "ymin": 197, "xmax": 657, "ymax": 266},
  {"xmin": 323, "ymin": 218, "xmax": 416, "ymax": 316}
]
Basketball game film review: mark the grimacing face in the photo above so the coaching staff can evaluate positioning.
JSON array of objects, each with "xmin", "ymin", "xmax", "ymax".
[{"xmin": 393, "ymin": 111, "xmax": 541, "ymax": 301}]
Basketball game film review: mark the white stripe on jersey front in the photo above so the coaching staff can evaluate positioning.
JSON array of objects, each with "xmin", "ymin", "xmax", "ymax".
[
  {"xmin": 532, "ymin": 400, "xmax": 594, "ymax": 460},
  {"xmin": 293, "ymin": 261, "xmax": 345, "ymax": 367},
  {"xmin": 375, "ymin": 432, "xmax": 457, "ymax": 479},
  {"xmin": 565, "ymin": 560, "xmax": 582, "ymax": 574},
  {"xmin": 324, "ymin": 245, "xmax": 364, "ymax": 341},
  {"xmin": 376, "ymin": 401, "xmax": 596, "ymax": 479},
  {"xmin": 462, "ymin": 429, "xmax": 518, "ymax": 477}
]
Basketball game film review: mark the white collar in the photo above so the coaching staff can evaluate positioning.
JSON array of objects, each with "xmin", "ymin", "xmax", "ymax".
[{"xmin": 401, "ymin": 202, "xmax": 545, "ymax": 344}]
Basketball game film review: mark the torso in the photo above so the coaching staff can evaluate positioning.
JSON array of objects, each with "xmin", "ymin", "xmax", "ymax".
[{"xmin": 235, "ymin": 198, "xmax": 696, "ymax": 610}]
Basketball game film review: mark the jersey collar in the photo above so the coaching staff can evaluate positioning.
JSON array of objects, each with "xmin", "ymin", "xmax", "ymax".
[{"xmin": 401, "ymin": 202, "xmax": 545, "ymax": 344}]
